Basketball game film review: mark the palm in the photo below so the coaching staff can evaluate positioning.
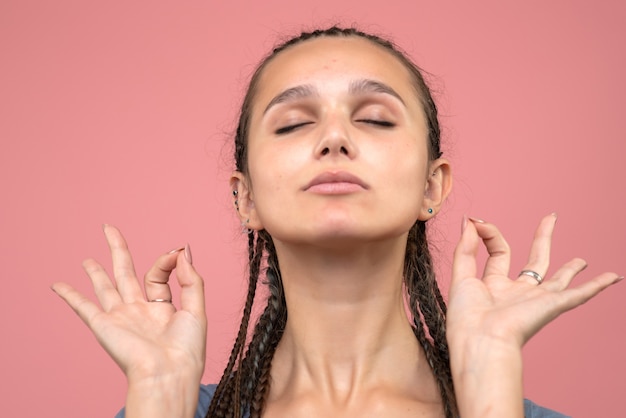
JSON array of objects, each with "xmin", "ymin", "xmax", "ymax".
[{"xmin": 89, "ymin": 300, "xmax": 205, "ymax": 380}]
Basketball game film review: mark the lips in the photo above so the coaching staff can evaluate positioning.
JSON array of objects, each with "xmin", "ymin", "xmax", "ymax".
[{"xmin": 303, "ymin": 171, "xmax": 369, "ymax": 192}]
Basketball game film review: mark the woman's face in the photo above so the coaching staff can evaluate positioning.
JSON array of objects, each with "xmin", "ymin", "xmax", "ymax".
[{"xmin": 237, "ymin": 36, "xmax": 444, "ymax": 248}]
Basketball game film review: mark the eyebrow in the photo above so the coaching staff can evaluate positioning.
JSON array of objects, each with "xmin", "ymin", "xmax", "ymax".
[
  {"xmin": 263, "ymin": 84, "xmax": 319, "ymax": 114},
  {"xmin": 348, "ymin": 79, "xmax": 405, "ymax": 106},
  {"xmin": 262, "ymin": 78, "xmax": 405, "ymax": 115}
]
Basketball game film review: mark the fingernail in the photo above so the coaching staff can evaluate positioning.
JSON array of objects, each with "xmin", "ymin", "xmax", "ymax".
[
  {"xmin": 184, "ymin": 244, "xmax": 193, "ymax": 265},
  {"xmin": 461, "ymin": 215, "xmax": 468, "ymax": 233},
  {"xmin": 168, "ymin": 246, "xmax": 185, "ymax": 254},
  {"xmin": 615, "ymin": 276, "xmax": 624, "ymax": 283},
  {"xmin": 468, "ymin": 217, "xmax": 485, "ymax": 224}
]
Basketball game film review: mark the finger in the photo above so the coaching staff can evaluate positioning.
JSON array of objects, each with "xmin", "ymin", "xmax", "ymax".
[
  {"xmin": 470, "ymin": 219, "xmax": 511, "ymax": 279},
  {"xmin": 52, "ymin": 282, "xmax": 103, "ymax": 327},
  {"xmin": 451, "ymin": 216, "xmax": 480, "ymax": 288},
  {"xmin": 541, "ymin": 258, "xmax": 587, "ymax": 292},
  {"xmin": 82, "ymin": 258, "xmax": 122, "ymax": 311},
  {"xmin": 144, "ymin": 248, "xmax": 183, "ymax": 303},
  {"xmin": 103, "ymin": 225, "xmax": 144, "ymax": 302},
  {"xmin": 554, "ymin": 272, "xmax": 622, "ymax": 313},
  {"xmin": 175, "ymin": 244, "xmax": 206, "ymax": 321},
  {"xmin": 517, "ymin": 214, "xmax": 557, "ymax": 285}
]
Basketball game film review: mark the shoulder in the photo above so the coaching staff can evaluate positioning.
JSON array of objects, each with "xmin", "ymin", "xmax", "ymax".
[
  {"xmin": 196, "ymin": 384, "xmax": 217, "ymax": 417},
  {"xmin": 524, "ymin": 399, "xmax": 570, "ymax": 418},
  {"xmin": 114, "ymin": 384, "xmax": 218, "ymax": 418}
]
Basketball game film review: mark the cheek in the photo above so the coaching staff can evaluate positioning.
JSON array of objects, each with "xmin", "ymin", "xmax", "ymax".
[
  {"xmin": 375, "ymin": 140, "xmax": 428, "ymax": 183},
  {"xmin": 383, "ymin": 142, "xmax": 429, "ymax": 211},
  {"xmin": 246, "ymin": 145, "xmax": 300, "ymax": 218},
  {"xmin": 249, "ymin": 144, "xmax": 294, "ymax": 188}
]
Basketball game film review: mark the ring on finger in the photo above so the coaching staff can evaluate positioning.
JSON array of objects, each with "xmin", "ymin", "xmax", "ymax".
[
  {"xmin": 519, "ymin": 270, "xmax": 544, "ymax": 284},
  {"xmin": 149, "ymin": 298, "xmax": 172, "ymax": 303}
]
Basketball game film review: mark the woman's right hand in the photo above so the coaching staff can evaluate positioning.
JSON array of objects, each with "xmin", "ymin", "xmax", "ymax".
[{"xmin": 52, "ymin": 225, "xmax": 207, "ymax": 416}]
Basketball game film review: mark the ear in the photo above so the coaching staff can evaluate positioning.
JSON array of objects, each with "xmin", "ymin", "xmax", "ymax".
[
  {"xmin": 417, "ymin": 158, "xmax": 452, "ymax": 221},
  {"xmin": 229, "ymin": 171, "xmax": 264, "ymax": 231}
]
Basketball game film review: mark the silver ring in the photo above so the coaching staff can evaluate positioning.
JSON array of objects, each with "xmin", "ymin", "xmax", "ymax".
[
  {"xmin": 149, "ymin": 298, "xmax": 172, "ymax": 303},
  {"xmin": 519, "ymin": 270, "xmax": 543, "ymax": 284}
]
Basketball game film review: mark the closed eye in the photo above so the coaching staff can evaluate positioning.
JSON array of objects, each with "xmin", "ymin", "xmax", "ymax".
[
  {"xmin": 275, "ymin": 122, "xmax": 313, "ymax": 135},
  {"xmin": 357, "ymin": 119, "xmax": 395, "ymax": 128}
]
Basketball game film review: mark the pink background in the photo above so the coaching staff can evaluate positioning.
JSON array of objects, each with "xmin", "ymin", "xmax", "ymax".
[{"xmin": 2, "ymin": 1, "xmax": 624, "ymax": 416}]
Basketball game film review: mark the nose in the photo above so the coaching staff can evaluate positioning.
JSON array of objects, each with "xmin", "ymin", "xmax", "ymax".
[{"xmin": 314, "ymin": 114, "xmax": 357, "ymax": 159}]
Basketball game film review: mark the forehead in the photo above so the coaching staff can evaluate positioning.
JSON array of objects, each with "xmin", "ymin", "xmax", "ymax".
[{"xmin": 254, "ymin": 36, "xmax": 418, "ymax": 107}]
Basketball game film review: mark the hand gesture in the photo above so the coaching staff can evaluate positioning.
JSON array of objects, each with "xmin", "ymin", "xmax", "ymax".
[
  {"xmin": 447, "ymin": 213, "xmax": 621, "ymax": 348},
  {"xmin": 52, "ymin": 225, "xmax": 207, "ymax": 387},
  {"xmin": 446, "ymin": 214, "xmax": 621, "ymax": 417}
]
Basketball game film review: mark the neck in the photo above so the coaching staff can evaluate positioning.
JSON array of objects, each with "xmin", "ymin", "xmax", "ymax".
[{"xmin": 268, "ymin": 236, "xmax": 437, "ymax": 405}]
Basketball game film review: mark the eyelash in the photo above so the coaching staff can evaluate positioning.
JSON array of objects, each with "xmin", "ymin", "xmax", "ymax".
[
  {"xmin": 274, "ymin": 119, "xmax": 395, "ymax": 135},
  {"xmin": 357, "ymin": 119, "xmax": 395, "ymax": 128},
  {"xmin": 275, "ymin": 122, "xmax": 313, "ymax": 135}
]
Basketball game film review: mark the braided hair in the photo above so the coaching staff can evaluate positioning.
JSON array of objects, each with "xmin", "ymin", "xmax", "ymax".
[{"xmin": 207, "ymin": 26, "xmax": 457, "ymax": 418}]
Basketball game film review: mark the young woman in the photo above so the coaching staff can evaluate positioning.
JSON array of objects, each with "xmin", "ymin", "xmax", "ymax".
[{"xmin": 52, "ymin": 27, "xmax": 621, "ymax": 418}]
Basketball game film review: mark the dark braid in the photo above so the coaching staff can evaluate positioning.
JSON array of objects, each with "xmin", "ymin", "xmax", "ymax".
[
  {"xmin": 207, "ymin": 231, "xmax": 286, "ymax": 418},
  {"xmin": 206, "ymin": 232, "xmax": 263, "ymax": 417},
  {"xmin": 212, "ymin": 26, "xmax": 454, "ymax": 417},
  {"xmin": 248, "ymin": 236, "xmax": 286, "ymax": 417},
  {"xmin": 406, "ymin": 222, "xmax": 457, "ymax": 418}
]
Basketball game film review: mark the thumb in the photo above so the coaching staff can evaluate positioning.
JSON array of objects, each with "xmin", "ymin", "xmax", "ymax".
[
  {"xmin": 175, "ymin": 244, "xmax": 206, "ymax": 322},
  {"xmin": 451, "ymin": 216, "xmax": 481, "ymax": 288}
]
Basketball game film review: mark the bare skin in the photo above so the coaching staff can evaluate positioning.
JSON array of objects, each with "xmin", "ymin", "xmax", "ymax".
[
  {"xmin": 52, "ymin": 217, "xmax": 620, "ymax": 417},
  {"xmin": 52, "ymin": 227, "xmax": 206, "ymax": 417},
  {"xmin": 52, "ymin": 36, "xmax": 622, "ymax": 418},
  {"xmin": 262, "ymin": 236, "xmax": 442, "ymax": 417},
  {"xmin": 230, "ymin": 36, "xmax": 451, "ymax": 416}
]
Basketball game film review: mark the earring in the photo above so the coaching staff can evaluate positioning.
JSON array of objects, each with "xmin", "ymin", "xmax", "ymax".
[
  {"xmin": 233, "ymin": 190, "xmax": 239, "ymax": 211},
  {"xmin": 427, "ymin": 208, "xmax": 433, "ymax": 214},
  {"xmin": 241, "ymin": 219, "xmax": 252, "ymax": 234}
]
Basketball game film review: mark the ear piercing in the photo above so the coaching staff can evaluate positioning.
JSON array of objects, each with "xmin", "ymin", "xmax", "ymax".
[
  {"xmin": 241, "ymin": 218, "xmax": 252, "ymax": 234},
  {"xmin": 233, "ymin": 190, "xmax": 239, "ymax": 211},
  {"xmin": 233, "ymin": 190, "xmax": 252, "ymax": 233},
  {"xmin": 428, "ymin": 208, "xmax": 433, "ymax": 214}
]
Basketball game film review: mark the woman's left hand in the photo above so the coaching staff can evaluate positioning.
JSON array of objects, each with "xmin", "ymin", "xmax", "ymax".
[
  {"xmin": 446, "ymin": 214, "xmax": 620, "ymax": 417},
  {"xmin": 447, "ymin": 213, "xmax": 620, "ymax": 349}
]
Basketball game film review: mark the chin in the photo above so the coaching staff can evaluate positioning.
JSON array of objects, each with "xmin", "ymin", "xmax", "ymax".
[
  {"xmin": 263, "ymin": 208, "xmax": 416, "ymax": 247},
  {"xmin": 272, "ymin": 222, "xmax": 410, "ymax": 251}
]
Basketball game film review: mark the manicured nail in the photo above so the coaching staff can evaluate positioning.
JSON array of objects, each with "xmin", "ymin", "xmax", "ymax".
[
  {"xmin": 168, "ymin": 246, "xmax": 185, "ymax": 254},
  {"xmin": 184, "ymin": 243, "xmax": 193, "ymax": 265},
  {"xmin": 461, "ymin": 215, "xmax": 468, "ymax": 233},
  {"xmin": 468, "ymin": 217, "xmax": 485, "ymax": 224}
]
